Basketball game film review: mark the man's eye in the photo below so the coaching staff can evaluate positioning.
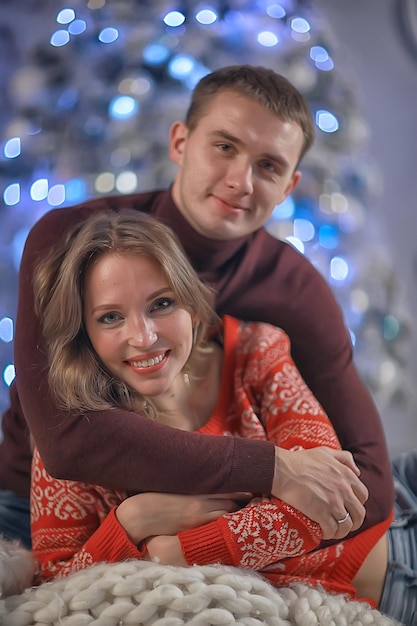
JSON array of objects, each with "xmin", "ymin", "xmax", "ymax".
[
  {"xmin": 218, "ymin": 143, "xmax": 232, "ymax": 152},
  {"xmin": 260, "ymin": 161, "xmax": 276, "ymax": 172}
]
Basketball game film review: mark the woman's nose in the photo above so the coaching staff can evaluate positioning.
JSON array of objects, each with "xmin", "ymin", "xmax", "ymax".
[{"xmin": 128, "ymin": 316, "xmax": 158, "ymax": 348}]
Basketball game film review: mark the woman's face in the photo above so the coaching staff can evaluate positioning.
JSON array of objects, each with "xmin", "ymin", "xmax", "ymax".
[{"xmin": 83, "ymin": 251, "xmax": 194, "ymax": 400}]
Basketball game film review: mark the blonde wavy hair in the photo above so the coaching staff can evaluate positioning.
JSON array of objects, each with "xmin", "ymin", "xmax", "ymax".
[{"xmin": 34, "ymin": 210, "xmax": 216, "ymax": 416}]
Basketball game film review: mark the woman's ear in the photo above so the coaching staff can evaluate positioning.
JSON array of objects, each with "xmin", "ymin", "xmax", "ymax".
[{"xmin": 168, "ymin": 121, "xmax": 189, "ymax": 165}]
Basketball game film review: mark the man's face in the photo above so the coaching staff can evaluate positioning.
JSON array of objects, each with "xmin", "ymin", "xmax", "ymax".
[{"xmin": 169, "ymin": 90, "xmax": 304, "ymax": 241}]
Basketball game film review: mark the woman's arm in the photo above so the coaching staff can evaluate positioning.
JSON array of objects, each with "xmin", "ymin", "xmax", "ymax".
[
  {"xmin": 147, "ymin": 496, "xmax": 322, "ymax": 569},
  {"xmin": 31, "ymin": 448, "xmax": 246, "ymax": 580},
  {"xmin": 144, "ymin": 321, "xmax": 355, "ymax": 568},
  {"xmin": 31, "ymin": 448, "xmax": 144, "ymax": 580}
]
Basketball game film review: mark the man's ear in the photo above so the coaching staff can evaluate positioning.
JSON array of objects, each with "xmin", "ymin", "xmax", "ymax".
[
  {"xmin": 282, "ymin": 169, "xmax": 302, "ymax": 200},
  {"xmin": 169, "ymin": 121, "xmax": 188, "ymax": 165}
]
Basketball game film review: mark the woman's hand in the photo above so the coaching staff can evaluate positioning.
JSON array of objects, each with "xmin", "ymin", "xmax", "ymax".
[
  {"xmin": 115, "ymin": 492, "xmax": 250, "ymax": 544},
  {"xmin": 145, "ymin": 535, "xmax": 187, "ymax": 566}
]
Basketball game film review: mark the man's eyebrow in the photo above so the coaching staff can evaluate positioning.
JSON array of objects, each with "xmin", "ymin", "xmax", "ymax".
[
  {"xmin": 209, "ymin": 129, "xmax": 290, "ymax": 170},
  {"xmin": 210, "ymin": 129, "xmax": 243, "ymax": 145},
  {"xmin": 262, "ymin": 152, "xmax": 290, "ymax": 171}
]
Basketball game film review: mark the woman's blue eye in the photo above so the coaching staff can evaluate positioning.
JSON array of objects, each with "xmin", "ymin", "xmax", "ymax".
[
  {"xmin": 99, "ymin": 312, "xmax": 121, "ymax": 324},
  {"xmin": 152, "ymin": 298, "xmax": 173, "ymax": 311}
]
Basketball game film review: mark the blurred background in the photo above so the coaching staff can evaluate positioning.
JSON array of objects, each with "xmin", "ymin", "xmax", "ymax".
[{"xmin": 0, "ymin": 0, "xmax": 416, "ymax": 454}]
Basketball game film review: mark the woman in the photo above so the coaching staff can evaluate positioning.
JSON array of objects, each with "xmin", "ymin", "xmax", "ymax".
[{"xmin": 31, "ymin": 211, "xmax": 393, "ymax": 614}]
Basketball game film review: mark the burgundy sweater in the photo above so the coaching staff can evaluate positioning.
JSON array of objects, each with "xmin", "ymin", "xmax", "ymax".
[{"xmin": 1, "ymin": 188, "xmax": 394, "ymax": 538}]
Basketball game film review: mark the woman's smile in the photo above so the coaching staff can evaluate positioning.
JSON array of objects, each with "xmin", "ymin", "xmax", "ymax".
[{"xmin": 125, "ymin": 350, "xmax": 169, "ymax": 373}]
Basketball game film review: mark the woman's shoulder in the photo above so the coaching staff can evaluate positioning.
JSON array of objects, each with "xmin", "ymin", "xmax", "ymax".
[{"xmin": 224, "ymin": 315, "xmax": 291, "ymax": 360}]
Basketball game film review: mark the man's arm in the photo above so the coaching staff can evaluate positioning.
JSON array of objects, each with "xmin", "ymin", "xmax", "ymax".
[
  {"xmin": 215, "ymin": 237, "xmax": 394, "ymax": 534},
  {"xmin": 14, "ymin": 207, "xmax": 275, "ymax": 495},
  {"xmin": 13, "ymin": 207, "xmax": 369, "ymax": 533},
  {"xmin": 285, "ymin": 262, "xmax": 394, "ymax": 535}
]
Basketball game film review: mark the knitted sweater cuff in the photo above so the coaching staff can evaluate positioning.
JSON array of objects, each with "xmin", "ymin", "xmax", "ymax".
[
  {"xmin": 88, "ymin": 507, "xmax": 146, "ymax": 563},
  {"xmin": 178, "ymin": 520, "xmax": 232, "ymax": 566}
]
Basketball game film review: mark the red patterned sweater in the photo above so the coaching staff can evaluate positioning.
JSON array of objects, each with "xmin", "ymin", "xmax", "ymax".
[{"xmin": 31, "ymin": 316, "xmax": 392, "ymax": 601}]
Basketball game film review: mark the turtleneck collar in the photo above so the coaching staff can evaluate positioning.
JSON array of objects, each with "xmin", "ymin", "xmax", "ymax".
[{"xmin": 152, "ymin": 187, "xmax": 252, "ymax": 274}]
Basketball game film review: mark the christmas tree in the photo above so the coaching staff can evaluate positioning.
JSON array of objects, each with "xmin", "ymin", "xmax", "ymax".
[{"xmin": 0, "ymin": 0, "xmax": 412, "ymax": 422}]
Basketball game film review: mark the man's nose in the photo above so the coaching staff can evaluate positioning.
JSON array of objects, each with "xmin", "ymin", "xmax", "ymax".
[{"xmin": 225, "ymin": 158, "xmax": 254, "ymax": 194}]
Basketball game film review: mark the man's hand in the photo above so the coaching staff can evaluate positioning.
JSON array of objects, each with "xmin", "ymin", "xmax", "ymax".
[{"xmin": 272, "ymin": 446, "xmax": 368, "ymax": 540}]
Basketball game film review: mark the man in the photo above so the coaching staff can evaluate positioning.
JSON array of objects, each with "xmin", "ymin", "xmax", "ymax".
[{"xmin": 0, "ymin": 65, "xmax": 393, "ymax": 550}]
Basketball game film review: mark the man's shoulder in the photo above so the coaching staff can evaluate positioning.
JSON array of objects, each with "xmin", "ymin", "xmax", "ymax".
[
  {"xmin": 37, "ymin": 188, "xmax": 166, "ymax": 227},
  {"xmin": 26, "ymin": 189, "xmax": 169, "ymax": 249},
  {"xmin": 251, "ymin": 227, "xmax": 319, "ymax": 277}
]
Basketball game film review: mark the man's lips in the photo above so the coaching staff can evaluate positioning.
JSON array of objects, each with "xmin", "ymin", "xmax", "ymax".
[{"xmin": 211, "ymin": 194, "xmax": 249, "ymax": 213}]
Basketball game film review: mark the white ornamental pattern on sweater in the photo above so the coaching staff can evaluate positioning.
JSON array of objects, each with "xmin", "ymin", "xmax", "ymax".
[
  {"xmin": 31, "ymin": 448, "xmax": 125, "ymax": 578},
  {"xmin": 219, "ymin": 321, "xmax": 337, "ymax": 570},
  {"xmin": 230, "ymin": 321, "xmax": 339, "ymax": 450},
  {"xmin": 31, "ymin": 449, "xmax": 121, "ymax": 524},
  {"xmin": 223, "ymin": 498, "xmax": 320, "ymax": 570}
]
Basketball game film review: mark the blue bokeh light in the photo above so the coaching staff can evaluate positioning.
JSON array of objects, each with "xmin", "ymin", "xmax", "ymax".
[
  {"xmin": 57, "ymin": 8, "xmax": 75, "ymax": 24},
  {"xmin": 285, "ymin": 236, "xmax": 305, "ymax": 254},
  {"xmin": 0, "ymin": 318, "xmax": 13, "ymax": 344},
  {"xmin": 330, "ymin": 256, "xmax": 349, "ymax": 281},
  {"xmin": 109, "ymin": 96, "xmax": 138, "ymax": 119},
  {"xmin": 271, "ymin": 195, "xmax": 295, "ymax": 220},
  {"xmin": 319, "ymin": 224, "xmax": 339, "ymax": 248},
  {"xmin": 290, "ymin": 17, "xmax": 310, "ymax": 33},
  {"xmin": 3, "ymin": 183, "xmax": 20, "ymax": 206},
  {"xmin": 98, "ymin": 27, "xmax": 119, "ymax": 43},
  {"xmin": 12, "ymin": 229, "xmax": 29, "ymax": 271},
  {"xmin": 316, "ymin": 110, "xmax": 339, "ymax": 133},
  {"xmin": 48, "ymin": 184, "xmax": 66, "ymax": 206},
  {"xmin": 143, "ymin": 43, "xmax": 170, "ymax": 65},
  {"xmin": 3, "ymin": 364, "xmax": 15, "ymax": 387},
  {"xmin": 4, "ymin": 137, "xmax": 21, "ymax": 159},
  {"xmin": 68, "ymin": 19, "xmax": 87, "ymax": 35},
  {"xmin": 65, "ymin": 178, "xmax": 87, "ymax": 204},
  {"xmin": 349, "ymin": 329, "xmax": 357, "ymax": 347},
  {"xmin": 310, "ymin": 46, "xmax": 329, "ymax": 62},
  {"xmin": 266, "ymin": 4, "xmax": 286, "ymax": 19},
  {"xmin": 163, "ymin": 11, "xmax": 186, "ymax": 27},
  {"xmin": 57, "ymin": 88, "xmax": 79, "ymax": 111},
  {"xmin": 257, "ymin": 31, "xmax": 279, "ymax": 47},
  {"xmin": 315, "ymin": 57, "xmax": 334, "ymax": 71},
  {"xmin": 30, "ymin": 178, "xmax": 49, "ymax": 201},
  {"xmin": 168, "ymin": 55, "xmax": 195, "ymax": 80},
  {"xmin": 293, "ymin": 218, "xmax": 315, "ymax": 241},
  {"xmin": 50, "ymin": 30, "xmax": 71, "ymax": 47},
  {"xmin": 195, "ymin": 9, "xmax": 218, "ymax": 25}
]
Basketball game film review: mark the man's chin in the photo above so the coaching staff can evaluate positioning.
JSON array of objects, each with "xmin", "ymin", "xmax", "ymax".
[{"xmin": 204, "ymin": 225, "xmax": 250, "ymax": 241}]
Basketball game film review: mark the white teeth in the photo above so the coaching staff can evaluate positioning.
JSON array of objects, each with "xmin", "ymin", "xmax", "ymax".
[{"xmin": 130, "ymin": 353, "xmax": 165, "ymax": 368}]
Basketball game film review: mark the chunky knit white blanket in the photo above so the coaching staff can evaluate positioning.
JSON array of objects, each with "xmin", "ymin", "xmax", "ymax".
[{"xmin": 0, "ymin": 539, "xmax": 400, "ymax": 626}]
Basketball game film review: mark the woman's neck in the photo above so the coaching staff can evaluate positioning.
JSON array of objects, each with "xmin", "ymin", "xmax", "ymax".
[{"xmin": 151, "ymin": 342, "xmax": 223, "ymax": 432}]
